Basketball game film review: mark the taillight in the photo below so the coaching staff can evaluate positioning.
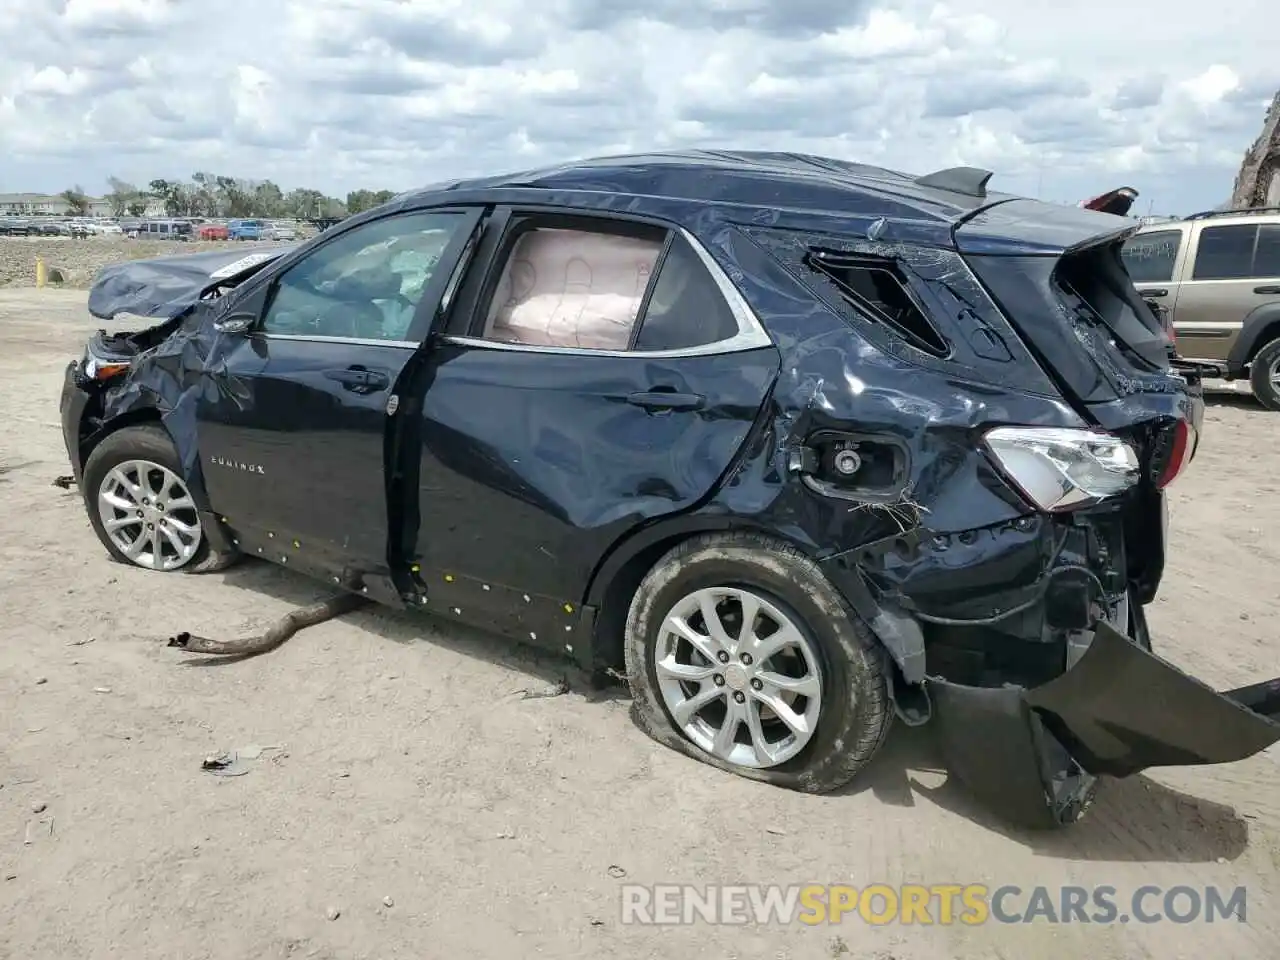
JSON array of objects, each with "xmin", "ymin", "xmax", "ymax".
[
  {"xmin": 983, "ymin": 426, "xmax": 1140, "ymax": 512},
  {"xmin": 1154, "ymin": 419, "xmax": 1196, "ymax": 489}
]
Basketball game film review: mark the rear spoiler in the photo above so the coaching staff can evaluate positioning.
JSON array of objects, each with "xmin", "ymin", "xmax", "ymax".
[
  {"xmin": 1080, "ymin": 187, "xmax": 1139, "ymax": 217},
  {"xmin": 953, "ymin": 199, "xmax": 1141, "ymax": 257}
]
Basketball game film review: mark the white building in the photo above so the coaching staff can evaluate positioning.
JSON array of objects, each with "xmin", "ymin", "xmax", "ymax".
[{"xmin": 0, "ymin": 192, "xmax": 165, "ymax": 217}]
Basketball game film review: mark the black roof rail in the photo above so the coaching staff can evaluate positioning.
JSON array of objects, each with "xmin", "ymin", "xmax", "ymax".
[
  {"xmin": 913, "ymin": 166, "xmax": 994, "ymax": 199},
  {"xmin": 1184, "ymin": 206, "xmax": 1280, "ymax": 221}
]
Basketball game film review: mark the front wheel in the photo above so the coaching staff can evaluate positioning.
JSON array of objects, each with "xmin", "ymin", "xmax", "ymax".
[
  {"xmin": 1249, "ymin": 337, "xmax": 1280, "ymax": 411},
  {"xmin": 623, "ymin": 532, "xmax": 892, "ymax": 793},
  {"xmin": 81, "ymin": 425, "xmax": 208, "ymax": 572}
]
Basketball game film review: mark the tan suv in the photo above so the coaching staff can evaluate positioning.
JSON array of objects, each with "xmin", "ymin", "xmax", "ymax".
[{"xmin": 1121, "ymin": 207, "xmax": 1280, "ymax": 409}]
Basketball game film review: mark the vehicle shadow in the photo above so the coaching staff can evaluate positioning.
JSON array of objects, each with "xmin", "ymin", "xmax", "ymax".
[
  {"xmin": 839, "ymin": 723, "xmax": 1251, "ymax": 863},
  {"xmin": 1201, "ymin": 386, "xmax": 1263, "ymax": 410},
  {"xmin": 175, "ymin": 557, "xmax": 602, "ymax": 694},
  {"xmin": 178, "ymin": 559, "xmax": 1252, "ymax": 862}
]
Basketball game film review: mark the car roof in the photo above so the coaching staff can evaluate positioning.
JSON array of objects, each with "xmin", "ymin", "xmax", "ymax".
[
  {"xmin": 395, "ymin": 149, "xmax": 1027, "ymax": 226},
  {"xmin": 1135, "ymin": 208, "xmax": 1280, "ymax": 232}
]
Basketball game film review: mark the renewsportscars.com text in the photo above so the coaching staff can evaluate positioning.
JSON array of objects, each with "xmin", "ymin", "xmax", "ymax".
[{"xmin": 620, "ymin": 883, "xmax": 1247, "ymax": 926}]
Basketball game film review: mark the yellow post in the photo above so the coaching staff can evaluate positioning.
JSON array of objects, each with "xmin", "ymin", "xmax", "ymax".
[{"xmin": 35, "ymin": 257, "xmax": 46, "ymax": 288}]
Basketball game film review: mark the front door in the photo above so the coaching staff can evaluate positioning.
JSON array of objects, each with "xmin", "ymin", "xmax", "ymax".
[
  {"xmin": 194, "ymin": 205, "xmax": 485, "ymax": 597},
  {"xmin": 402, "ymin": 208, "xmax": 780, "ymax": 642}
]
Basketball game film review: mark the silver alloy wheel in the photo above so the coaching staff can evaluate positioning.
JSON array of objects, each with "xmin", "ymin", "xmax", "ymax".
[
  {"xmin": 653, "ymin": 586, "xmax": 824, "ymax": 769},
  {"xmin": 1269, "ymin": 352, "xmax": 1280, "ymax": 392},
  {"xmin": 96, "ymin": 459, "xmax": 203, "ymax": 571}
]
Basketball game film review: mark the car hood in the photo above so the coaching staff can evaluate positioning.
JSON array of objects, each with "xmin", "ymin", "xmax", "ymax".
[{"xmin": 87, "ymin": 244, "xmax": 295, "ymax": 320}]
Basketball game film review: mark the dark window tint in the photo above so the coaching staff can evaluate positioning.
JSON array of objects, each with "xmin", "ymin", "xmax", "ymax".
[
  {"xmin": 633, "ymin": 234, "xmax": 739, "ymax": 351},
  {"xmin": 804, "ymin": 251, "xmax": 948, "ymax": 357},
  {"xmin": 1120, "ymin": 230, "xmax": 1182, "ymax": 283},
  {"xmin": 1192, "ymin": 225, "xmax": 1258, "ymax": 280},
  {"xmin": 1253, "ymin": 224, "xmax": 1280, "ymax": 278}
]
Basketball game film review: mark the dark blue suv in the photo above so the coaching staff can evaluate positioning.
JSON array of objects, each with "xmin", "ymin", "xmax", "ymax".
[{"xmin": 57, "ymin": 151, "xmax": 1279, "ymax": 827}]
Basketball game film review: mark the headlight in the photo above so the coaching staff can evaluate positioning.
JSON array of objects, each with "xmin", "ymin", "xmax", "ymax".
[
  {"xmin": 82, "ymin": 351, "xmax": 130, "ymax": 382},
  {"xmin": 983, "ymin": 426, "xmax": 1140, "ymax": 512}
]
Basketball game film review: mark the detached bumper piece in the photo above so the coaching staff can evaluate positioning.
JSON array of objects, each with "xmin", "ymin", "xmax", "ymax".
[{"xmin": 931, "ymin": 622, "xmax": 1280, "ymax": 828}]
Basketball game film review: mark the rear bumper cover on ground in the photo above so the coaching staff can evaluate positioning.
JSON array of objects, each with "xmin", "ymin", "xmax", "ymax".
[{"xmin": 930, "ymin": 621, "xmax": 1280, "ymax": 827}]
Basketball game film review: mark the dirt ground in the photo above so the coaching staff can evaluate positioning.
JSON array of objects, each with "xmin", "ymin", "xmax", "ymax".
[
  {"xmin": 1, "ymin": 287, "xmax": 1277, "ymax": 960},
  {"xmin": 0, "ymin": 238, "xmax": 271, "ymax": 289}
]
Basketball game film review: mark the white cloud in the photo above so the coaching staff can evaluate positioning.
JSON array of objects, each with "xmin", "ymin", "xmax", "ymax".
[{"xmin": 0, "ymin": 0, "xmax": 1275, "ymax": 213}]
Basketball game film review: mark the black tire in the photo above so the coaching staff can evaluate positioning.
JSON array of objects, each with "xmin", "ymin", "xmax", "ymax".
[
  {"xmin": 1249, "ymin": 337, "xmax": 1280, "ymax": 411},
  {"xmin": 623, "ymin": 531, "xmax": 892, "ymax": 793},
  {"xmin": 81, "ymin": 424, "xmax": 209, "ymax": 571}
]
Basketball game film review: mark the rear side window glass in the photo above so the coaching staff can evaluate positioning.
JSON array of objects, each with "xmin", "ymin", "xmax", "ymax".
[
  {"xmin": 803, "ymin": 251, "xmax": 948, "ymax": 357},
  {"xmin": 1120, "ymin": 230, "xmax": 1182, "ymax": 283},
  {"xmin": 480, "ymin": 226, "xmax": 664, "ymax": 351},
  {"xmin": 1192, "ymin": 225, "xmax": 1258, "ymax": 280},
  {"xmin": 1253, "ymin": 224, "xmax": 1280, "ymax": 278},
  {"xmin": 633, "ymin": 234, "xmax": 740, "ymax": 351},
  {"xmin": 1055, "ymin": 244, "xmax": 1167, "ymax": 369}
]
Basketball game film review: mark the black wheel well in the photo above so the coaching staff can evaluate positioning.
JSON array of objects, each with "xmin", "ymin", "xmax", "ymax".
[
  {"xmin": 1244, "ymin": 318, "xmax": 1280, "ymax": 365},
  {"xmin": 588, "ymin": 523, "xmax": 812, "ymax": 672},
  {"xmin": 81, "ymin": 407, "xmax": 163, "ymax": 467}
]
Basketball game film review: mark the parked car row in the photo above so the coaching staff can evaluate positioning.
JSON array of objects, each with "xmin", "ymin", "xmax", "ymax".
[
  {"xmin": 0, "ymin": 217, "xmax": 123, "ymax": 237},
  {"xmin": 0, "ymin": 214, "xmax": 308, "ymax": 242}
]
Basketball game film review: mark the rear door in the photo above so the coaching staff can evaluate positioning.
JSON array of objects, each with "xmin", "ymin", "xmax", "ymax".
[
  {"xmin": 1121, "ymin": 225, "xmax": 1188, "ymax": 328},
  {"xmin": 1168, "ymin": 221, "xmax": 1280, "ymax": 362},
  {"xmin": 402, "ymin": 207, "xmax": 780, "ymax": 639},
  {"xmin": 193, "ymin": 205, "xmax": 485, "ymax": 601}
]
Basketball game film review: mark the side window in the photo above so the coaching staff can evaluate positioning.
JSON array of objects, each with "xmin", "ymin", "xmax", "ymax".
[
  {"xmin": 632, "ymin": 233, "xmax": 741, "ymax": 351},
  {"xmin": 480, "ymin": 224, "xmax": 664, "ymax": 350},
  {"xmin": 261, "ymin": 210, "xmax": 467, "ymax": 341},
  {"xmin": 1192, "ymin": 225, "xmax": 1258, "ymax": 280},
  {"xmin": 1120, "ymin": 230, "xmax": 1182, "ymax": 284},
  {"xmin": 1253, "ymin": 224, "xmax": 1280, "ymax": 278}
]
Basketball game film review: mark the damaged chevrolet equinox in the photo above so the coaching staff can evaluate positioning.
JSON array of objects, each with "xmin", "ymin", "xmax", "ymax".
[{"xmin": 60, "ymin": 151, "xmax": 1280, "ymax": 827}]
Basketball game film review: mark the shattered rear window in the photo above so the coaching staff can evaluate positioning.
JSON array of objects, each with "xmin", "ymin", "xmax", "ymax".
[
  {"xmin": 803, "ymin": 250, "xmax": 949, "ymax": 357},
  {"xmin": 1053, "ymin": 243, "xmax": 1168, "ymax": 369}
]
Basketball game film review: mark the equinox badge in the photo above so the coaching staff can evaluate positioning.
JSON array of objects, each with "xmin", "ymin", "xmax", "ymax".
[{"xmin": 209, "ymin": 455, "xmax": 265, "ymax": 475}]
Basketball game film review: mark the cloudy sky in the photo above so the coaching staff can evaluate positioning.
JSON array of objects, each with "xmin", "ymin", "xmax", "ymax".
[{"xmin": 0, "ymin": 0, "xmax": 1275, "ymax": 214}]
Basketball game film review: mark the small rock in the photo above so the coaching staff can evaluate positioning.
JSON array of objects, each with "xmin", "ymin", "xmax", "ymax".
[
  {"xmin": 4, "ymin": 874, "xmax": 15, "ymax": 881},
  {"xmin": 35, "ymin": 677, "xmax": 47, "ymax": 685},
  {"xmin": 1217, "ymin": 856, "xmax": 1227, "ymax": 864},
  {"xmin": 334, "ymin": 771, "xmax": 350, "ymax": 779},
  {"xmin": 325, "ymin": 906, "xmax": 341, "ymax": 921},
  {"xmin": 31, "ymin": 801, "xmax": 47, "ymax": 814},
  {"xmin": 382, "ymin": 896, "xmax": 394, "ymax": 908},
  {"xmin": 607, "ymin": 865, "xmax": 627, "ymax": 879},
  {"xmin": 1239, "ymin": 612, "xmax": 1250, "ymax": 621},
  {"xmin": 93, "ymin": 687, "xmax": 112, "ymax": 694}
]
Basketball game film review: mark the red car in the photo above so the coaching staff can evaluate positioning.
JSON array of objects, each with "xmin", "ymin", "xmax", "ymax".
[{"xmin": 198, "ymin": 224, "xmax": 229, "ymax": 241}]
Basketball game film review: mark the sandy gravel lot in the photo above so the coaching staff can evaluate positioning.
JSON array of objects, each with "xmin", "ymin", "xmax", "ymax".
[
  {"xmin": 0, "ymin": 237, "xmax": 272, "ymax": 288},
  {"xmin": 1, "ymin": 287, "xmax": 1277, "ymax": 960}
]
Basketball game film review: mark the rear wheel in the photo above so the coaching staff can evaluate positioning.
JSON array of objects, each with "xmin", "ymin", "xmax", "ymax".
[
  {"xmin": 1249, "ymin": 337, "xmax": 1280, "ymax": 411},
  {"xmin": 82, "ymin": 425, "xmax": 208, "ymax": 572},
  {"xmin": 623, "ymin": 532, "xmax": 892, "ymax": 793}
]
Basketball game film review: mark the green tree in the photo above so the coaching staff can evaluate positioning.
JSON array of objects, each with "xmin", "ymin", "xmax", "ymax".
[
  {"xmin": 148, "ymin": 179, "xmax": 182, "ymax": 216},
  {"xmin": 61, "ymin": 185, "xmax": 90, "ymax": 215},
  {"xmin": 105, "ymin": 177, "xmax": 137, "ymax": 217}
]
